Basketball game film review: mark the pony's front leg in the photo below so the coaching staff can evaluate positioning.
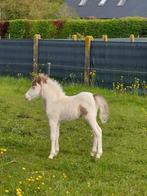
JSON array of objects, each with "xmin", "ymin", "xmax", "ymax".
[
  {"xmin": 55, "ymin": 123, "xmax": 60, "ymax": 156},
  {"xmin": 48, "ymin": 119, "xmax": 58, "ymax": 159}
]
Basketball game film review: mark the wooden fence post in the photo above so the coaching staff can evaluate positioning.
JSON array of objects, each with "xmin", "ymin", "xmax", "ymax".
[
  {"xmin": 102, "ymin": 35, "xmax": 108, "ymax": 42},
  {"xmin": 84, "ymin": 36, "xmax": 93, "ymax": 85},
  {"xmin": 72, "ymin": 34, "xmax": 78, "ymax": 41},
  {"xmin": 130, "ymin": 34, "xmax": 135, "ymax": 42},
  {"xmin": 33, "ymin": 34, "xmax": 41, "ymax": 73}
]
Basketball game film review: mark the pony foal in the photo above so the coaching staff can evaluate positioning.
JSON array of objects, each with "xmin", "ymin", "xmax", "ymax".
[{"xmin": 25, "ymin": 74, "xmax": 109, "ymax": 159}]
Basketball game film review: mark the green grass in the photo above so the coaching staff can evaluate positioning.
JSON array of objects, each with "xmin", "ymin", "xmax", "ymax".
[{"xmin": 0, "ymin": 77, "xmax": 147, "ymax": 196}]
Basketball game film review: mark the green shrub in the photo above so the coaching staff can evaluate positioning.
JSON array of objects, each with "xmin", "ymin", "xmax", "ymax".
[
  {"xmin": 9, "ymin": 20, "xmax": 29, "ymax": 39},
  {"xmin": 9, "ymin": 20, "xmax": 56, "ymax": 39},
  {"xmin": 28, "ymin": 20, "xmax": 56, "ymax": 39},
  {"xmin": 59, "ymin": 17, "xmax": 147, "ymax": 38},
  {"xmin": 7, "ymin": 17, "xmax": 147, "ymax": 39}
]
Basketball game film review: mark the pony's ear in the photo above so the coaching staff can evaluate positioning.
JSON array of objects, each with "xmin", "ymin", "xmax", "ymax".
[
  {"xmin": 38, "ymin": 74, "xmax": 48, "ymax": 84},
  {"xmin": 32, "ymin": 74, "xmax": 47, "ymax": 86}
]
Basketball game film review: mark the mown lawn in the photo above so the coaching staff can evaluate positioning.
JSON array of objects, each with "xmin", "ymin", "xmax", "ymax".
[{"xmin": 0, "ymin": 77, "xmax": 147, "ymax": 196}]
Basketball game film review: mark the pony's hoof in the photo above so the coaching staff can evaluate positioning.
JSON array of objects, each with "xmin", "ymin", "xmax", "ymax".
[
  {"xmin": 95, "ymin": 153, "xmax": 102, "ymax": 159},
  {"xmin": 48, "ymin": 155, "xmax": 54, "ymax": 159},
  {"xmin": 90, "ymin": 151, "xmax": 96, "ymax": 157}
]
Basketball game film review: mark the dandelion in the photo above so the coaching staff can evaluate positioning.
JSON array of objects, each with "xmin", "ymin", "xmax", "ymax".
[
  {"xmin": 36, "ymin": 176, "xmax": 42, "ymax": 181},
  {"xmin": 27, "ymin": 178, "xmax": 32, "ymax": 182},
  {"xmin": 0, "ymin": 148, "xmax": 7, "ymax": 155},
  {"xmin": 22, "ymin": 167, "xmax": 26, "ymax": 171},
  {"xmin": 5, "ymin": 190, "xmax": 9, "ymax": 193},
  {"xmin": 38, "ymin": 175, "xmax": 43, "ymax": 179},
  {"xmin": 66, "ymin": 190, "xmax": 70, "ymax": 194},
  {"xmin": 16, "ymin": 188, "xmax": 23, "ymax": 196},
  {"xmin": 63, "ymin": 173, "xmax": 67, "ymax": 179},
  {"xmin": 90, "ymin": 70, "xmax": 97, "ymax": 86}
]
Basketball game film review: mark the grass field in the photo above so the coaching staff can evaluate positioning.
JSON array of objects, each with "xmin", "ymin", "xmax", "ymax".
[{"xmin": 0, "ymin": 77, "xmax": 147, "ymax": 196}]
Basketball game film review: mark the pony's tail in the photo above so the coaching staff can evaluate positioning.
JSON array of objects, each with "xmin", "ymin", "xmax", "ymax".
[{"xmin": 93, "ymin": 94, "xmax": 109, "ymax": 123}]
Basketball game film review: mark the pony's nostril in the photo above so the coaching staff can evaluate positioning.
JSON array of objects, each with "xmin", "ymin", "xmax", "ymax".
[{"xmin": 25, "ymin": 93, "xmax": 31, "ymax": 101}]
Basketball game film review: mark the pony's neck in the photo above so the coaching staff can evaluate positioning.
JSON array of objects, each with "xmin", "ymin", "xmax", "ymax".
[{"xmin": 41, "ymin": 79, "xmax": 65, "ymax": 103}]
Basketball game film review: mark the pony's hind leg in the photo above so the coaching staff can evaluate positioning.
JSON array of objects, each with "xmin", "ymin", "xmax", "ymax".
[
  {"xmin": 95, "ymin": 124, "xmax": 103, "ymax": 159},
  {"xmin": 85, "ymin": 115, "xmax": 103, "ymax": 159},
  {"xmin": 91, "ymin": 134, "xmax": 98, "ymax": 157}
]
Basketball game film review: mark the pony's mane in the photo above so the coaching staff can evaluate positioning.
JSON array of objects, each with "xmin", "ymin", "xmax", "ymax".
[
  {"xmin": 34, "ymin": 74, "xmax": 65, "ymax": 97},
  {"xmin": 38, "ymin": 74, "xmax": 65, "ymax": 97},
  {"xmin": 47, "ymin": 77, "xmax": 65, "ymax": 96}
]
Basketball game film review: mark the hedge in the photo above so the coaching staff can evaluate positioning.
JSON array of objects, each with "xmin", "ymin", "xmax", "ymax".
[
  {"xmin": 8, "ymin": 20, "xmax": 56, "ymax": 39},
  {"xmin": 59, "ymin": 17, "xmax": 147, "ymax": 38},
  {"xmin": 0, "ymin": 17, "xmax": 147, "ymax": 39}
]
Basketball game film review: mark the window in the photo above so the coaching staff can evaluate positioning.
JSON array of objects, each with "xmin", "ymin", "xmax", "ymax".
[
  {"xmin": 98, "ymin": 0, "xmax": 108, "ymax": 6},
  {"xmin": 117, "ymin": 0, "xmax": 127, "ymax": 6},
  {"xmin": 78, "ymin": 0, "xmax": 88, "ymax": 6}
]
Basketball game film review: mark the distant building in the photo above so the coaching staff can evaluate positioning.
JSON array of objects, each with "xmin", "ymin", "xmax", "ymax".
[{"xmin": 65, "ymin": 0, "xmax": 147, "ymax": 18}]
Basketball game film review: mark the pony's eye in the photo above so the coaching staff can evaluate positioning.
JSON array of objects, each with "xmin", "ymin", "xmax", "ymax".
[{"xmin": 32, "ymin": 86, "xmax": 36, "ymax": 89}]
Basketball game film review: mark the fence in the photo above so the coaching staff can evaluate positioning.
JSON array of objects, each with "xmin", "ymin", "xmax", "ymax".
[
  {"xmin": 91, "ymin": 41, "xmax": 147, "ymax": 88},
  {"xmin": 0, "ymin": 40, "xmax": 33, "ymax": 75},
  {"xmin": 39, "ymin": 39, "xmax": 85, "ymax": 80},
  {"xmin": 0, "ymin": 35, "xmax": 147, "ymax": 90}
]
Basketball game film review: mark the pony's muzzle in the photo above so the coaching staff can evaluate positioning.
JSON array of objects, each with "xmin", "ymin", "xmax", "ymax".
[{"xmin": 25, "ymin": 93, "xmax": 31, "ymax": 101}]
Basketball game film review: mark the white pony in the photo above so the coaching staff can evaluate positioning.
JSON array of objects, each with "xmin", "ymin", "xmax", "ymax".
[{"xmin": 25, "ymin": 74, "xmax": 109, "ymax": 159}]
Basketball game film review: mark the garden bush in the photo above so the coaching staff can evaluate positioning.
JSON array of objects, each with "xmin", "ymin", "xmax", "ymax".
[
  {"xmin": 9, "ymin": 20, "xmax": 29, "ymax": 39},
  {"xmin": 59, "ymin": 17, "xmax": 147, "ymax": 38},
  {"xmin": 1, "ymin": 17, "xmax": 147, "ymax": 39},
  {"xmin": 28, "ymin": 20, "xmax": 56, "ymax": 39},
  {"xmin": 8, "ymin": 20, "xmax": 56, "ymax": 39}
]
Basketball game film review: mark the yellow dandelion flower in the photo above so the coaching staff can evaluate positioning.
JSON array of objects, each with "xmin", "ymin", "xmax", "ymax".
[
  {"xmin": 22, "ymin": 167, "xmax": 26, "ymax": 171},
  {"xmin": 27, "ymin": 178, "xmax": 32, "ymax": 182},
  {"xmin": 63, "ymin": 173, "xmax": 67, "ymax": 179},
  {"xmin": 16, "ymin": 188, "xmax": 23, "ymax": 196},
  {"xmin": 5, "ymin": 190, "xmax": 9, "ymax": 193},
  {"xmin": 1, "ymin": 148, "xmax": 7, "ymax": 152}
]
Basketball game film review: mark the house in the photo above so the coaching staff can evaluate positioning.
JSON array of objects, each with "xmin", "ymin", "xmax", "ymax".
[{"xmin": 65, "ymin": 0, "xmax": 147, "ymax": 18}]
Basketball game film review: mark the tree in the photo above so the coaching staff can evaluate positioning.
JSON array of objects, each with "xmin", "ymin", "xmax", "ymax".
[
  {"xmin": 0, "ymin": 0, "xmax": 78, "ymax": 20},
  {"xmin": 57, "ymin": 3, "xmax": 78, "ymax": 19}
]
